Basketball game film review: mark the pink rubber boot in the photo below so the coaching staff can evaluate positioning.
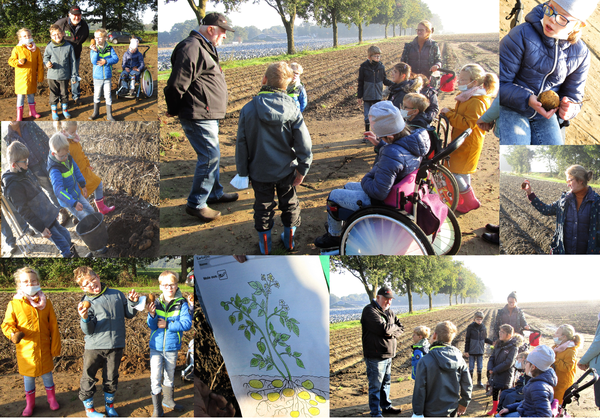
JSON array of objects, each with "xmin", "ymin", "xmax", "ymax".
[
  {"xmin": 28, "ymin": 103, "xmax": 41, "ymax": 119},
  {"xmin": 455, "ymin": 186, "xmax": 481, "ymax": 214},
  {"xmin": 45, "ymin": 385, "xmax": 59, "ymax": 410},
  {"xmin": 16, "ymin": 106, "xmax": 24, "ymax": 121},
  {"xmin": 95, "ymin": 198, "xmax": 115, "ymax": 214},
  {"xmin": 22, "ymin": 390, "xmax": 35, "ymax": 417}
]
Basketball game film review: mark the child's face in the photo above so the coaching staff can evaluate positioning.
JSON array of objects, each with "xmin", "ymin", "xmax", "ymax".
[
  {"xmin": 19, "ymin": 31, "xmax": 33, "ymax": 44},
  {"xmin": 53, "ymin": 149, "xmax": 69, "ymax": 162},
  {"xmin": 95, "ymin": 33, "xmax": 106, "ymax": 45},
  {"xmin": 292, "ymin": 71, "xmax": 300, "ymax": 83},
  {"xmin": 369, "ymin": 54, "xmax": 381, "ymax": 63},
  {"xmin": 160, "ymin": 278, "xmax": 178, "ymax": 299},
  {"xmin": 391, "ymin": 68, "xmax": 405, "ymax": 84},
  {"xmin": 12, "ymin": 157, "xmax": 29, "ymax": 171},
  {"xmin": 50, "ymin": 30, "xmax": 64, "ymax": 43},
  {"xmin": 18, "ymin": 273, "xmax": 39, "ymax": 290},
  {"xmin": 402, "ymin": 100, "xmax": 418, "ymax": 120},
  {"xmin": 79, "ymin": 275, "xmax": 101, "ymax": 294},
  {"xmin": 412, "ymin": 332, "xmax": 421, "ymax": 343},
  {"xmin": 66, "ymin": 126, "xmax": 77, "ymax": 136},
  {"xmin": 499, "ymin": 329, "xmax": 511, "ymax": 342},
  {"xmin": 542, "ymin": 1, "xmax": 581, "ymax": 39},
  {"xmin": 457, "ymin": 71, "xmax": 474, "ymax": 89},
  {"xmin": 475, "ymin": 317, "xmax": 483, "ymax": 325}
]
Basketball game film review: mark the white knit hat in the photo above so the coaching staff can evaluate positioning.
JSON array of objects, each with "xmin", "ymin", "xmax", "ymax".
[
  {"xmin": 129, "ymin": 38, "xmax": 139, "ymax": 51},
  {"xmin": 369, "ymin": 101, "xmax": 406, "ymax": 138},
  {"xmin": 554, "ymin": 0, "xmax": 598, "ymax": 22},
  {"xmin": 527, "ymin": 345, "xmax": 555, "ymax": 372}
]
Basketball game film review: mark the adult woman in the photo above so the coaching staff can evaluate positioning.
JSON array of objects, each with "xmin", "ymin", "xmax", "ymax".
[
  {"xmin": 523, "ymin": 164, "xmax": 600, "ymax": 254},
  {"xmin": 552, "ymin": 324, "xmax": 582, "ymax": 404},
  {"xmin": 400, "ymin": 20, "xmax": 442, "ymax": 80},
  {"xmin": 494, "ymin": 291, "xmax": 530, "ymax": 341},
  {"xmin": 578, "ymin": 311, "xmax": 600, "ymax": 411}
]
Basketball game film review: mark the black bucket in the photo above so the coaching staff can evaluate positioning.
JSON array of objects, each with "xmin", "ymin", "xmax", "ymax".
[{"xmin": 75, "ymin": 213, "xmax": 108, "ymax": 251}]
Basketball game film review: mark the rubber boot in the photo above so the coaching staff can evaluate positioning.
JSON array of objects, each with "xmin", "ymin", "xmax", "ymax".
[
  {"xmin": 162, "ymin": 385, "xmax": 183, "ymax": 411},
  {"xmin": 486, "ymin": 400, "xmax": 499, "ymax": 416},
  {"xmin": 51, "ymin": 104, "xmax": 59, "ymax": 121},
  {"xmin": 151, "ymin": 393, "xmax": 164, "ymax": 417},
  {"xmin": 258, "ymin": 230, "xmax": 272, "ymax": 255},
  {"xmin": 104, "ymin": 392, "xmax": 118, "ymax": 417},
  {"xmin": 22, "ymin": 390, "xmax": 35, "ymax": 417},
  {"xmin": 455, "ymin": 186, "xmax": 481, "ymax": 214},
  {"xmin": 28, "ymin": 102, "xmax": 41, "ymax": 118},
  {"xmin": 89, "ymin": 103, "xmax": 100, "ymax": 120},
  {"xmin": 365, "ymin": 123, "xmax": 370, "ymax": 132},
  {"xmin": 106, "ymin": 105, "xmax": 115, "ymax": 121},
  {"xmin": 62, "ymin": 103, "xmax": 71, "ymax": 119},
  {"xmin": 280, "ymin": 226, "xmax": 296, "ymax": 251},
  {"xmin": 82, "ymin": 397, "xmax": 105, "ymax": 418},
  {"xmin": 45, "ymin": 385, "xmax": 59, "ymax": 410},
  {"xmin": 95, "ymin": 198, "xmax": 115, "ymax": 215},
  {"xmin": 16, "ymin": 105, "xmax": 24, "ymax": 121},
  {"xmin": 477, "ymin": 371, "xmax": 483, "ymax": 388}
]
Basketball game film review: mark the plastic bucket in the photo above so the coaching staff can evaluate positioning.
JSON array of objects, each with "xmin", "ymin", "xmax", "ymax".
[
  {"xmin": 529, "ymin": 330, "xmax": 541, "ymax": 347},
  {"xmin": 75, "ymin": 212, "xmax": 108, "ymax": 251}
]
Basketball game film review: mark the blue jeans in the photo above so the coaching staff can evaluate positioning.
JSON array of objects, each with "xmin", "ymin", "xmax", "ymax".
[
  {"xmin": 150, "ymin": 349, "xmax": 177, "ymax": 395},
  {"xmin": 24, "ymin": 372, "xmax": 54, "ymax": 391},
  {"xmin": 453, "ymin": 173, "xmax": 471, "ymax": 193},
  {"xmin": 94, "ymin": 181, "xmax": 104, "ymax": 200},
  {"xmin": 363, "ymin": 101, "xmax": 380, "ymax": 124},
  {"xmin": 17, "ymin": 94, "xmax": 35, "ymax": 106},
  {"xmin": 72, "ymin": 58, "xmax": 80, "ymax": 99},
  {"xmin": 327, "ymin": 182, "xmax": 371, "ymax": 236},
  {"xmin": 49, "ymin": 221, "xmax": 72, "ymax": 257},
  {"xmin": 61, "ymin": 195, "xmax": 95, "ymax": 222},
  {"xmin": 180, "ymin": 118, "xmax": 224, "ymax": 209},
  {"xmin": 499, "ymin": 412, "xmax": 520, "ymax": 417},
  {"xmin": 365, "ymin": 357, "xmax": 392, "ymax": 417},
  {"xmin": 120, "ymin": 69, "xmax": 140, "ymax": 90},
  {"xmin": 498, "ymin": 106, "xmax": 563, "ymax": 145},
  {"xmin": 469, "ymin": 354, "xmax": 483, "ymax": 373}
]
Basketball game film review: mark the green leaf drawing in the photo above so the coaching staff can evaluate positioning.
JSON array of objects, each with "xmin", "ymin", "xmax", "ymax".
[
  {"xmin": 295, "ymin": 358, "xmax": 305, "ymax": 369},
  {"xmin": 258, "ymin": 309, "xmax": 265, "ymax": 317},
  {"xmin": 244, "ymin": 330, "xmax": 251, "ymax": 341},
  {"xmin": 229, "ymin": 315, "xmax": 235, "ymax": 325},
  {"xmin": 250, "ymin": 358, "xmax": 259, "ymax": 367},
  {"xmin": 280, "ymin": 334, "xmax": 290, "ymax": 341},
  {"xmin": 291, "ymin": 323, "xmax": 300, "ymax": 337},
  {"xmin": 257, "ymin": 341, "xmax": 266, "ymax": 354},
  {"xmin": 293, "ymin": 352, "xmax": 302, "ymax": 358}
]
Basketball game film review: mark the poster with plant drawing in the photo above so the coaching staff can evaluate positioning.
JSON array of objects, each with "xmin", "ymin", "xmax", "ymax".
[{"xmin": 196, "ymin": 255, "xmax": 329, "ymax": 417}]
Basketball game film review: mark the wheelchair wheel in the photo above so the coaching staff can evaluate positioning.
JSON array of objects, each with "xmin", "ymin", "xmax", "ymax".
[
  {"xmin": 430, "ymin": 209, "xmax": 461, "ymax": 255},
  {"xmin": 340, "ymin": 207, "xmax": 434, "ymax": 255},
  {"xmin": 141, "ymin": 69, "xmax": 153, "ymax": 98},
  {"xmin": 428, "ymin": 164, "xmax": 459, "ymax": 212}
]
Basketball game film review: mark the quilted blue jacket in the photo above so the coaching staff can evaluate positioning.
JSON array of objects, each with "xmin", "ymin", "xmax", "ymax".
[
  {"xmin": 91, "ymin": 44, "xmax": 119, "ymax": 80},
  {"xmin": 499, "ymin": 4, "xmax": 590, "ymax": 121},
  {"xmin": 147, "ymin": 289, "xmax": 192, "ymax": 352},
  {"xmin": 506, "ymin": 368, "xmax": 557, "ymax": 417},
  {"xmin": 47, "ymin": 153, "xmax": 86, "ymax": 208}
]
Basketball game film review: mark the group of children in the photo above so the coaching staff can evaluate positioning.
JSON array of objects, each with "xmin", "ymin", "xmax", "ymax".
[
  {"xmin": 9, "ymin": 26, "xmax": 145, "ymax": 122},
  {"xmin": 1, "ymin": 266, "xmax": 192, "ymax": 417}
]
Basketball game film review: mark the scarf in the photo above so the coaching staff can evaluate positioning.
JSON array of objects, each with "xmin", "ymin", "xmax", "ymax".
[
  {"xmin": 15, "ymin": 289, "xmax": 47, "ymax": 310},
  {"xmin": 51, "ymin": 40, "xmax": 65, "ymax": 47},
  {"xmin": 553, "ymin": 340, "xmax": 575, "ymax": 354},
  {"xmin": 18, "ymin": 40, "xmax": 37, "ymax": 52},
  {"xmin": 456, "ymin": 86, "xmax": 487, "ymax": 103},
  {"xmin": 63, "ymin": 130, "xmax": 81, "ymax": 143}
]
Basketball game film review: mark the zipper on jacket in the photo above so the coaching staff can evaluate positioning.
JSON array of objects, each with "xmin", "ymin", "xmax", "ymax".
[{"xmin": 532, "ymin": 39, "xmax": 559, "ymax": 120}]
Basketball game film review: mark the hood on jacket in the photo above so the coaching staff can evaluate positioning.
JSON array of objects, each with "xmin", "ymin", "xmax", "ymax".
[
  {"xmin": 391, "ymin": 128, "xmax": 430, "ymax": 158},
  {"xmin": 530, "ymin": 367, "xmax": 558, "ymax": 387},
  {"xmin": 2, "ymin": 169, "xmax": 22, "ymax": 190},
  {"xmin": 253, "ymin": 89, "xmax": 298, "ymax": 126},
  {"xmin": 429, "ymin": 343, "xmax": 464, "ymax": 371}
]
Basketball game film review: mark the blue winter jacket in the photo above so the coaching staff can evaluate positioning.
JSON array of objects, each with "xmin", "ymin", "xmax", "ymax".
[
  {"xmin": 47, "ymin": 153, "xmax": 86, "ymax": 209},
  {"xmin": 499, "ymin": 4, "xmax": 590, "ymax": 121},
  {"xmin": 506, "ymin": 368, "xmax": 558, "ymax": 417},
  {"xmin": 121, "ymin": 49, "xmax": 145, "ymax": 73},
  {"xmin": 361, "ymin": 128, "xmax": 430, "ymax": 201},
  {"xmin": 287, "ymin": 81, "xmax": 307, "ymax": 112},
  {"xmin": 411, "ymin": 338, "xmax": 429, "ymax": 380},
  {"xmin": 91, "ymin": 44, "xmax": 119, "ymax": 80},
  {"xmin": 148, "ymin": 288, "xmax": 192, "ymax": 352}
]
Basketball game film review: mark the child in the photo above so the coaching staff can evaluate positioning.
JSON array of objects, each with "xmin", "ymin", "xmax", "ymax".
[
  {"xmin": 235, "ymin": 61, "xmax": 312, "ymax": 254},
  {"xmin": 499, "ymin": 0, "xmax": 597, "ymax": 145},
  {"xmin": 464, "ymin": 311, "xmax": 493, "ymax": 388},
  {"xmin": 412, "ymin": 321, "xmax": 472, "ymax": 417},
  {"xmin": 440, "ymin": 63, "xmax": 497, "ymax": 214},
  {"xmin": 287, "ymin": 62, "xmax": 307, "ymax": 112},
  {"xmin": 498, "ymin": 345, "xmax": 557, "ymax": 417},
  {"xmin": 1, "ymin": 267, "xmax": 61, "ymax": 416},
  {"xmin": 403, "ymin": 93, "xmax": 431, "ymax": 129},
  {"xmin": 147, "ymin": 271, "xmax": 192, "ymax": 416},
  {"xmin": 75, "ymin": 266, "xmax": 139, "ymax": 417},
  {"xmin": 314, "ymin": 101, "xmax": 429, "ymax": 249},
  {"xmin": 486, "ymin": 324, "xmax": 518, "ymax": 416},
  {"xmin": 498, "ymin": 351, "xmax": 530, "ymax": 411},
  {"xmin": 357, "ymin": 45, "xmax": 393, "ymax": 132},
  {"xmin": 89, "ymin": 28, "xmax": 118, "ymax": 121},
  {"xmin": 411, "ymin": 326, "xmax": 430, "ymax": 380},
  {"xmin": 47, "ymin": 132, "xmax": 95, "ymax": 222},
  {"xmin": 56, "ymin": 121, "xmax": 115, "ymax": 214},
  {"xmin": 8, "ymin": 28, "xmax": 44, "ymax": 121},
  {"xmin": 43, "ymin": 24, "xmax": 78, "ymax": 121},
  {"xmin": 414, "ymin": 73, "xmax": 440, "ymax": 124},
  {"xmin": 119, "ymin": 38, "xmax": 145, "ymax": 96},
  {"xmin": 387, "ymin": 62, "xmax": 423, "ymax": 113},
  {"xmin": 2, "ymin": 141, "xmax": 77, "ymax": 257},
  {"xmin": 552, "ymin": 324, "xmax": 583, "ymax": 404}
]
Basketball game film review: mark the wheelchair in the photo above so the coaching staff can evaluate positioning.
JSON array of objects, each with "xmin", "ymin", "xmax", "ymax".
[
  {"xmin": 551, "ymin": 368, "xmax": 598, "ymax": 417},
  {"xmin": 115, "ymin": 45, "xmax": 154, "ymax": 101}
]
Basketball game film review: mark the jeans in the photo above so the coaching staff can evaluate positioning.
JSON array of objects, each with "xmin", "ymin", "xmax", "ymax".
[
  {"xmin": 49, "ymin": 221, "xmax": 72, "ymax": 257},
  {"xmin": 251, "ymin": 171, "xmax": 300, "ymax": 232},
  {"xmin": 17, "ymin": 94, "xmax": 35, "ymax": 106},
  {"xmin": 94, "ymin": 181, "xmax": 104, "ymax": 200},
  {"xmin": 498, "ymin": 106, "xmax": 563, "ymax": 145},
  {"xmin": 327, "ymin": 182, "xmax": 371, "ymax": 236},
  {"xmin": 453, "ymin": 173, "xmax": 471, "ymax": 193},
  {"xmin": 468, "ymin": 354, "xmax": 483, "ymax": 373},
  {"xmin": 120, "ymin": 69, "xmax": 140, "ymax": 90},
  {"xmin": 365, "ymin": 357, "xmax": 392, "ymax": 417},
  {"xmin": 180, "ymin": 118, "xmax": 223, "ymax": 209},
  {"xmin": 363, "ymin": 100, "xmax": 380, "ymax": 124},
  {"xmin": 94, "ymin": 79, "xmax": 112, "ymax": 105},
  {"xmin": 1, "ymin": 203, "xmax": 29, "ymax": 247},
  {"xmin": 501, "ymin": 412, "xmax": 520, "ymax": 417},
  {"xmin": 79, "ymin": 348, "xmax": 124, "ymax": 401},
  {"xmin": 72, "ymin": 58, "xmax": 80, "ymax": 99},
  {"xmin": 150, "ymin": 349, "xmax": 177, "ymax": 395},
  {"xmin": 24, "ymin": 372, "xmax": 54, "ymax": 391},
  {"xmin": 61, "ymin": 195, "xmax": 95, "ymax": 222}
]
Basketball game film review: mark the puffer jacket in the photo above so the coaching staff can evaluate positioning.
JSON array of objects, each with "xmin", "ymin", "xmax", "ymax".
[
  {"xmin": 68, "ymin": 139, "xmax": 101, "ymax": 195},
  {"xmin": 43, "ymin": 41, "xmax": 78, "ymax": 81},
  {"xmin": 287, "ymin": 80, "xmax": 307, "ymax": 112},
  {"xmin": 148, "ymin": 288, "xmax": 192, "ymax": 352},
  {"xmin": 357, "ymin": 59, "xmax": 392, "ymax": 101},
  {"xmin": 47, "ymin": 153, "xmax": 86, "ymax": 209},
  {"xmin": 465, "ymin": 321, "xmax": 492, "ymax": 355},
  {"xmin": 400, "ymin": 38, "xmax": 442, "ymax": 79},
  {"xmin": 121, "ymin": 49, "xmax": 145, "ymax": 73},
  {"xmin": 506, "ymin": 368, "xmax": 558, "ymax": 417},
  {"xmin": 388, "ymin": 79, "xmax": 420, "ymax": 110},
  {"xmin": 9, "ymin": 45, "xmax": 44, "ymax": 95},
  {"xmin": 579, "ymin": 317, "xmax": 600, "ymax": 373},
  {"xmin": 529, "ymin": 187, "xmax": 600, "ymax": 254},
  {"xmin": 494, "ymin": 305, "xmax": 528, "ymax": 340},
  {"xmin": 421, "ymin": 85, "xmax": 439, "ymax": 123},
  {"xmin": 499, "ymin": 4, "xmax": 590, "ymax": 121},
  {"xmin": 91, "ymin": 44, "xmax": 119, "ymax": 80},
  {"xmin": 411, "ymin": 338, "xmax": 429, "ymax": 380},
  {"xmin": 361, "ymin": 128, "xmax": 430, "ymax": 201},
  {"xmin": 487, "ymin": 337, "xmax": 518, "ymax": 389},
  {"xmin": 236, "ymin": 87, "xmax": 312, "ymax": 183},
  {"xmin": 1, "ymin": 295, "xmax": 61, "ymax": 377},
  {"xmin": 361, "ymin": 300, "xmax": 404, "ymax": 359},
  {"xmin": 552, "ymin": 341, "xmax": 579, "ymax": 404}
]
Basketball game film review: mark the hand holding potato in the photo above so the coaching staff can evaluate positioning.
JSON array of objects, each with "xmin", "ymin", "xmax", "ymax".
[
  {"xmin": 78, "ymin": 301, "xmax": 91, "ymax": 319},
  {"xmin": 157, "ymin": 318, "xmax": 167, "ymax": 329},
  {"xmin": 148, "ymin": 301, "xmax": 156, "ymax": 316},
  {"xmin": 187, "ymin": 294, "xmax": 194, "ymax": 308},
  {"xmin": 128, "ymin": 289, "xmax": 139, "ymax": 302}
]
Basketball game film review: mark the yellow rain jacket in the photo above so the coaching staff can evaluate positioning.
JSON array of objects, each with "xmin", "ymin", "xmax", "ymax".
[
  {"xmin": 552, "ymin": 342, "xmax": 580, "ymax": 404},
  {"xmin": 8, "ymin": 45, "xmax": 44, "ymax": 95},
  {"xmin": 68, "ymin": 139, "xmax": 101, "ymax": 196}
]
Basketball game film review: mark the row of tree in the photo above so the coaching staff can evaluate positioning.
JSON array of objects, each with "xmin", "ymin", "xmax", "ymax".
[
  {"xmin": 330, "ymin": 256, "xmax": 487, "ymax": 313},
  {"xmin": 504, "ymin": 145, "xmax": 600, "ymax": 179}
]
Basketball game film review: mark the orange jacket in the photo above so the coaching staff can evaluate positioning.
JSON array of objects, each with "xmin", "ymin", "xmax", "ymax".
[
  {"xmin": 552, "ymin": 343, "xmax": 579, "ymax": 404},
  {"xmin": 1, "ymin": 296, "xmax": 61, "ymax": 377},
  {"xmin": 8, "ymin": 45, "xmax": 44, "ymax": 95},
  {"xmin": 68, "ymin": 139, "xmax": 101, "ymax": 196}
]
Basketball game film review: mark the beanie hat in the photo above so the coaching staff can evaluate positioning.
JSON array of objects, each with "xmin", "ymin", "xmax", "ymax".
[
  {"xmin": 474, "ymin": 311, "xmax": 484, "ymax": 319},
  {"xmin": 507, "ymin": 291, "xmax": 517, "ymax": 301},
  {"xmin": 554, "ymin": 0, "xmax": 598, "ymax": 22},
  {"xmin": 527, "ymin": 345, "xmax": 555, "ymax": 372},
  {"xmin": 369, "ymin": 101, "xmax": 406, "ymax": 138},
  {"xmin": 129, "ymin": 38, "xmax": 139, "ymax": 51}
]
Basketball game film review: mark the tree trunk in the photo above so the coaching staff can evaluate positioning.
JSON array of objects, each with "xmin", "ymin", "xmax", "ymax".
[
  {"xmin": 187, "ymin": 0, "xmax": 207, "ymax": 26},
  {"xmin": 428, "ymin": 293, "xmax": 433, "ymax": 311},
  {"xmin": 384, "ymin": 22, "xmax": 389, "ymax": 39},
  {"xmin": 392, "ymin": 24, "xmax": 396, "ymax": 37},
  {"xmin": 407, "ymin": 279, "xmax": 413, "ymax": 313},
  {"xmin": 181, "ymin": 256, "xmax": 189, "ymax": 278},
  {"xmin": 448, "ymin": 293, "xmax": 452, "ymax": 306},
  {"xmin": 283, "ymin": 16, "xmax": 296, "ymax": 55},
  {"xmin": 358, "ymin": 23, "xmax": 363, "ymax": 44},
  {"xmin": 131, "ymin": 260, "xmax": 137, "ymax": 277},
  {"xmin": 455, "ymin": 294, "xmax": 458, "ymax": 305},
  {"xmin": 332, "ymin": 10, "xmax": 338, "ymax": 48}
]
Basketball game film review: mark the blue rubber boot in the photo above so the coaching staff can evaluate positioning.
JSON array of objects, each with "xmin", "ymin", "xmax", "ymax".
[
  {"xmin": 83, "ymin": 397, "xmax": 105, "ymax": 418},
  {"xmin": 62, "ymin": 103, "xmax": 71, "ymax": 119},
  {"xmin": 280, "ymin": 226, "xmax": 296, "ymax": 250},
  {"xmin": 258, "ymin": 230, "xmax": 271, "ymax": 255},
  {"xmin": 104, "ymin": 392, "xmax": 118, "ymax": 417},
  {"xmin": 51, "ymin": 104, "xmax": 59, "ymax": 121}
]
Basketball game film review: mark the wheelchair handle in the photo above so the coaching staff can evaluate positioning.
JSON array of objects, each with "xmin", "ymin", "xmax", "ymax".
[
  {"xmin": 421, "ymin": 128, "xmax": 471, "ymax": 168},
  {"xmin": 562, "ymin": 367, "xmax": 599, "ymax": 408},
  {"xmin": 141, "ymin": 44, "xmax": 151, "ymax": 57}
]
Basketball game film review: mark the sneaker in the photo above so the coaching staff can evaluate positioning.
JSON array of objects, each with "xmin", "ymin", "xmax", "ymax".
[{"xmin": 314, "ymin": 232, "xmax": 341, "ymax": 248}]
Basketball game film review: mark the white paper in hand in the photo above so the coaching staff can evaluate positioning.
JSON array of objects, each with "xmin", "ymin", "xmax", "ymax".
[
  {"xmin": 133, "ymin": 295, "xmax": 147, "ymax": 311},
  {"xmin": 230, "ymin": 174, "xmax": 249, "ymax": 190}
]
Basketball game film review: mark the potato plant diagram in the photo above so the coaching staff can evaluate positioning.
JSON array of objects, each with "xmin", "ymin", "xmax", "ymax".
[{"xmin": 221, "ymin": 273, "xmax": 327, "ymax": 417}]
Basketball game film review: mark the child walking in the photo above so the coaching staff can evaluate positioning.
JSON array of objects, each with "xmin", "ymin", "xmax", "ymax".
[
  {"xmin": 287, "ymin": 62, "xmax": 307, "ymax": 112},
  {"xmin": 147, "ymin": 271, "xmax": 192, "ymax": 416},
  {"xmin": 486, "ymin": 324, "xmax": 518, "ymax": 415},
  {"xmin": 440, "ymin": 63, "xmax": 497, "ymax": 214},
  {"xmin": 9, "ymin": 28, "xmax": 43, "ymax": 121},
  {"xmin": 1, "ymin": 267, "xmax": 61, "ymax": 416},
  {"xmin": 357, "ymin": 45, "xmax": 393, "ymax": 132},
  {"xmin": 464, "ymin": 311, "xmax": 493, "ymax": 388},
  {"xmin": 89, "ymin": 29, "xmax": 118, "ymax": 121},
  {"xmin": 411, "ymin": 326, "xmax": 430, "ymax": 380}
]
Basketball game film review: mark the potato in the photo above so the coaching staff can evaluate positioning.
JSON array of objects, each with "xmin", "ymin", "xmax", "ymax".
[
  {"xmin": 82, "ymin": 301, "xmax": 91, "ymax": 309},
  {"xmin": 32, "ymin": 296, "xmax": 40, "ymax": 303},
  {"xmin": 538, "ymin": 90, "xmax": 560, "ymax": 112},
  {"xmin": 521, "ymin": 180, "xmax": 530, "ymax": 190},
  {"xmin": 11, "ymin": 331, "xmax": 25, "ymax": 344},
  {"xmin": 142, "ymin": 230, "xmax": 154, "ymax": 239},
  {"xmin": 129, "ymin": 233, "xmax": 139, "ymax": 246},
  {"xmin": 138, "ymin": 239, "xmax": 151, "ymax": 251},
  {"xmin": 148, "ymin": 293, "xmax": 155, "ymax": 303}
]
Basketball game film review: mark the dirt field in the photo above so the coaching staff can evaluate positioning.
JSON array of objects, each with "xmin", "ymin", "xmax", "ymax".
[
  {"xmin": 500, "ymin": 0, "xmax": 600, "ymax": 144},
  {"xmin": 0, "ymin": 291, "xmax": 194, "ymax": 417},
  {"xmin": 159, "ymin": 33, "xmax": 500, "ymax": 256},
  {"xmin": 0, "ymin": 45, "xmax": 157, "ymax": 121}
]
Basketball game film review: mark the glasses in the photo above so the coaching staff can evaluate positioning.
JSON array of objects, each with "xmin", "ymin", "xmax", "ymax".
[
  {"xmin": 17, "ymin": 159, "xmax": 29, "ymax": 165},
  {"xmin": 416, "ymin": 29, "xmax": 426, "ymax": 33},
  {"xmin": 56, "ymin": 151, "xmax": 70, "ymax": 160},
  {"xmin": 161, "ymin": 283, "xmax": 177, "ymax": 288},
  {"xmin": 543, "ymin": 3, "xmax": 571, "ymax": 27}
]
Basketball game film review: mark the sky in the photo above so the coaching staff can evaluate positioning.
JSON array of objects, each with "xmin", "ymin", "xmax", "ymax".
[
  {"xmin": 330, "ymin": 256, "xmax": 599, "ymax": 304},
  {"xmin": 500, "ymin": 146, "xmax": 551, "ymax": 173},
  {"xmin": 158, "ymin": 0, "xmax": 499, "ymax": 33}
]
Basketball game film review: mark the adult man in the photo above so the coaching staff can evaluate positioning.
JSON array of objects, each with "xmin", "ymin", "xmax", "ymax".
[
  {"xmin": 55, "ymin": 5, "xmax": 89, "ymax": 106},
  {"xmin": 361, "ymin": 285, "xmax": 403, "ymax": 417},
  {"xmin": 164, "ymin": 13, "xmax": 238, "ymax": 223},
  {"xmin": 493, "ymin": 291, "xmax": 529, "ymax": 340}
]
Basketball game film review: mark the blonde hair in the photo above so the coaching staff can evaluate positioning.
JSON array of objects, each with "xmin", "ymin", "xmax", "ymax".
[
  {"xmin": 49, "ymin": 24, "xmax": 63, "ymax": 34},
  {"xmin": 418, "ymin": 20, "xmax": 434, "ymax": 36},
  {"xmin": 14, "ymin": 267, "xmax": 40, "ymax": 286},
  {"xmin": 17, "ymin": 28, "xmax": 32, "ymax": 38},
  {"xmin": 565, "ymin": 165, "xmax": 593, "ymax": 186},
  {"xmin": 290, "ymin": 62, "xmax": 303, "ymax": 74},
  {"xmin": 558, "ymin": 324, "xmax": 583, "ymax": 348},
  {"xmin": 159, "ymin": 270, "xmax": 179, "ymax": 284},
  {"xmin": 95, "ymin": 28, "xmax": 108, "ymax": 38},
  {"xmin": 7, "ymin": 141, "xmax": 30, "ymax": 167},
  {"xmin": 567, "ymin": 22, "xmax": 584, "ymax": 45},
  {"xmin": 414, "ymin": 325, "xmax": 431, "ymax": 339},
  {"xmin": 54, "ymin": 121, "xmax": 78, "ymax": 131},
  {"xmin": 73, "ymin": 266, "xmax": 97, "ymax": 285},
  {"xmin": 49, "ymin": 132, "xmax": 69, "ymax": 152},
  {"xmin": 517, "ymin": 351, "xmax": 529, "ymax": 360},
  {"xmin": 434, "ymin": 321, "xmax": 457, "ymax": 343},
  {"xmin": 460, "ymin": 64, "xmax": 498, "ymax": 96},
  {"xmin": 404, "ymin": 93, "xmax": 429, "ymax": 113},
  {"xmin": 264, "ymin": 61, "xmax": 293, "ymax": 89},
  {"xmin": 368, "ymin": 45, "xmax": 382, "ymax": 57}
]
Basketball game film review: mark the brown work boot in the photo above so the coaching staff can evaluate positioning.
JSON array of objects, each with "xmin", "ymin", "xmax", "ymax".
[{"xmin": 185, "ymin": 205, "xmax": 221, "ymax": 222}]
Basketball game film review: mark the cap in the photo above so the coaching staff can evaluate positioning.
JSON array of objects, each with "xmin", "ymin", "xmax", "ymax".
[
  {"xmin": 202, "ymin": 13, "xmax": 235, "ymax": 32},
  {"xmin": 508, "ymin": 291, "xmax": 517, "ymax": 301},
  {"xmin": 69, "ymin": 5, "xmax": 82, "ymax": 15},
  {"xmin": 369, "ymin": 101, "xmax": 406, "ymax": 138},
  {"xmin": 526, "ymin": 345, "xmax": 555, "ymax": 372},
  {"xmin": 377, "ymin": 285, "xmax": 394, "ymax": 299},
  {"xmin": 554, "ymin": 0, "xmax": 599, "ymax": 22},
  {"xmin": 129, "ymin": 38, "xmax": 139, "ymax": 50}
]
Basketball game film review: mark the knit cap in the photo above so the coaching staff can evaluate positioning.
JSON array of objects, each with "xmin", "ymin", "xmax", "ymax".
[
  {"xmin": 554, "ymin": 0, "xmax": 598, "ymax": 22},
  {"xmin": 507, "ymin": 291, "xmax": 517, "ymax": 301},
  {"xmin": 527, "ymin": 345, "xmax": 555, "ymax": 371},
  {"xmin": 129, "ymin": 38, "xmax": 139, "ymax": 51},
  {"xmin": 369, "ymin": 101, "xmax": 406, "ymax": 138}
]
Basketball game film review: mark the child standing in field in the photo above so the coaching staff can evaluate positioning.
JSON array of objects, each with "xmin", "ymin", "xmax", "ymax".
[
  {"xmin": 147, "ymin": 271, "xmax": 193, "ymax": 416},
  {"xmin": 464, "ymin": 311, "xmax": 493, "ymax": 388},
  {"xmin": 440, "ymin": 63, "xmax": 497, "ymax": 214},
  {"xmin": 236, "ymin": 61, "xmax": 312, "ymax": 254},
  {"xmin": 287, "ymin": 62, "xmax": 307, "ymax": 112},
  {"xmin": 1, "ymin": 267, "xmax": 61, "ymax": 416},
  {"xmin": 9, "ymin": 28, "xmax": 43, "ymax": 121},
  {"xmin": 89, "ymin": 28, "xmax": 118, "ymax": 121},
  {"xmin": 55, "ymin": 121, "xmax": 115, "ymax": 214},
  {"xmin": 411, "ymin": 326, "xmax": 430, "ymax": 380},
  {"xmin": 75, "ymin": 266, "xmax": 140, "ymax": 418},
  {"xmin": 357, "ymin": 46, "xmax": 393, "ymax": 133},
  {"xmin": 486, "ymin": 324, "xmax": 518, "ymax": 416}
]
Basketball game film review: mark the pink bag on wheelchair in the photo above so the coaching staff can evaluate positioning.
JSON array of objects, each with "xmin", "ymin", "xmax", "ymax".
[{"xmin": 416, "ymin": 184, "xmax": 448, "ymax": 240}]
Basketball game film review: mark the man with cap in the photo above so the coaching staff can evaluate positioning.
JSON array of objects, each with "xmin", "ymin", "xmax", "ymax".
[
  {"xmin": 360, "ymin": 285, "xmax": 404, "ymax": 417},
  {"xmin": 493, "ymin": 291, "xmax": 529, "ymax": 340},
  {"xmin": 164, "ymin": 13, "xmax": 239, "ymax": 223},
  {"xmin": 55, "ymin": 5, "xmax": 89, "ymax": 106}
]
